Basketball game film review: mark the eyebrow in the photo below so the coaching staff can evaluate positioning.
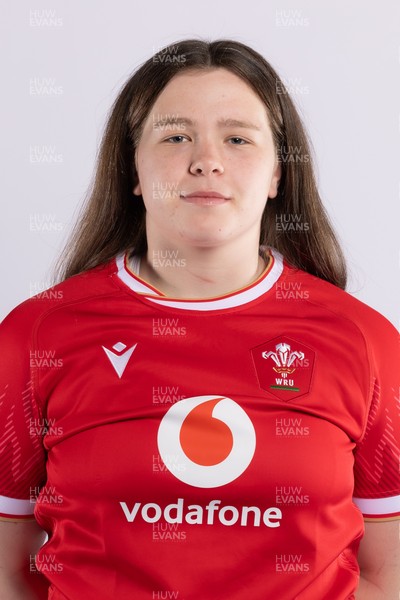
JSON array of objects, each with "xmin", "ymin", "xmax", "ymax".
[
  {"xmin": 151, "ymin": 116, "xmax": 261, "ymax": 131},
  {"xmin": 218, "ymin": 118, "xmax": 261, "ymax": 131}
]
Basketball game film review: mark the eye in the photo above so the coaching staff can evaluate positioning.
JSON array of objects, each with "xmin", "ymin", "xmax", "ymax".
[
  {"xmin": 228, "ymin": 137, "xmax": 248, "ymax": 145},
  {"xmin": 164, "ymin": 135, "xmax": 188, "ymax": 143}
]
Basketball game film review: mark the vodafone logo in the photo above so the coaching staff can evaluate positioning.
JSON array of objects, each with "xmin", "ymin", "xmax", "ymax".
[{"xmin": 157, "ymin": 395, "xmax": 256, "ymax": 488}]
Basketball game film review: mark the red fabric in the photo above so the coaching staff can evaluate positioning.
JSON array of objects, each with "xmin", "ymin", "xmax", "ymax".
[{"xmin": 0, "ymin": 252, "xmax": 398, "ymax": 599}]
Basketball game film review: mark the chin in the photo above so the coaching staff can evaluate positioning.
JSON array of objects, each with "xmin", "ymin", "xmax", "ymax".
[
  {"xmin": 179, "ymin": 238, "xmax": 233, "ymax": 250},
  {"xmin": 178, "ymin": 227, "xmax": 227, "ymax": 242}
]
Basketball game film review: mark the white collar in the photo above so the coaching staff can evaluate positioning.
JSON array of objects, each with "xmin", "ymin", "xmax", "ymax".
[{"xmin": 115, "ymin": 248, "xmax": 284, "ymax": 312}]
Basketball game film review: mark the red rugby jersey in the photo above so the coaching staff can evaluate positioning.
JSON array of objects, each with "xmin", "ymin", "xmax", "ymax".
[{"xmin": 0, "ymin": 248, "xmax": 399, "ymax": 600}]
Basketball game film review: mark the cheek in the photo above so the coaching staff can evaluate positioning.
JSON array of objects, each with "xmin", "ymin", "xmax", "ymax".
[
  {"xmin": 232, "ymin": 158, "xmax": 274, "ymax": 197},
  {"xmin": 144, "ymin": 156, "xmax": 183, "ymax": 191}
]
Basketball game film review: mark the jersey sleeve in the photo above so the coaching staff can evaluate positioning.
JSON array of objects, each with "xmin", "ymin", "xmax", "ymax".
[
  {"xmin": 0, "ymin": 304, "xmax": 47, "ymax": 520},
  {"xmin": 352, "ymin": 315, "xmax": 400, "ymax": 521}
]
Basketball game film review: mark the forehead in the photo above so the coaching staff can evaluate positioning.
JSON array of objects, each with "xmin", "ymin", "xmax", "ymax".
[{"xmin": 150, "ymin": 67, "xmax": 268, "ymax": 119}]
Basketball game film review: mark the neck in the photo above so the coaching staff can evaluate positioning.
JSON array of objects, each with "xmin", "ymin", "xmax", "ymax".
[{"xmin": 136, "ymin": 239, "xmax": 268, "ymax": 299}]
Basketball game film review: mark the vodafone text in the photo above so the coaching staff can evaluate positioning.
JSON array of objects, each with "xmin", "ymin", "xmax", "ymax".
[{"xmin": 120, "ymin": 498, "xmax": 282, "ymax": 527}]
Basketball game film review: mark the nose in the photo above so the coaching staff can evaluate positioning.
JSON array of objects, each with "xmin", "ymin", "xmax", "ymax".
[{"xmin": 189, "ymin": 141, "xmax": 224, "ymax": 176}]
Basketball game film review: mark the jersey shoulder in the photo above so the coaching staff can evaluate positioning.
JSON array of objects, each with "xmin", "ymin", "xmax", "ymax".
[
  {"xmin": 281, "ymin": 262, "xmax": 398, "ymax": 385},
  {"xmin": 0, "ymin": 260, "xmax": 119, "ymax": 341},
  {"xmin": 284, "ymin": 264, "xmax": 398, "ymax": 341}
]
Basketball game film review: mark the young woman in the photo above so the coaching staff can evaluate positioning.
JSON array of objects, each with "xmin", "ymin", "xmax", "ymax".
[{"xmin": 0, "ymin": 39, "xmax": 398, "ymax": 600}]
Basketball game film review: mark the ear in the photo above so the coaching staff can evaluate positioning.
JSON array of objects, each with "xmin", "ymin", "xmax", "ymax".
[
  {"xmin": 268, "ymin": 161, "xmax": 282, "ymax": 199},
  {"xmin": 133, "ymin": 180, "xmax": 142, "ymax": 196},
  {"xmin": 132, "ymin": 153, "xmax": 142, "ymax": 195}
]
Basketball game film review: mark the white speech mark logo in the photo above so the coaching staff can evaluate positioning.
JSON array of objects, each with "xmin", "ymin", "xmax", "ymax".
[{"xmin": 157, "ymin": 395, "xmax": 256, "ymax": 488}]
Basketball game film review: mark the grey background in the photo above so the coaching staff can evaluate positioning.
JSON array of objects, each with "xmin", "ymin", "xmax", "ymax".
[{"xmin": 1, "ymin": 0, "xmax": 399, "ymax": 327}]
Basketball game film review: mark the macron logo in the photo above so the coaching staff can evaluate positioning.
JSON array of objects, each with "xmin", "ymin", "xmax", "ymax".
[{"xmin": 102, "ymin": 342, "xmax": 137, "ymax": 378}]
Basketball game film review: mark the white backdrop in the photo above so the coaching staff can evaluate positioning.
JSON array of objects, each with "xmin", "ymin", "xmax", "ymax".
[{"xmin": 1, "ymin": 0, "xmax": 399, "ymax": 327}]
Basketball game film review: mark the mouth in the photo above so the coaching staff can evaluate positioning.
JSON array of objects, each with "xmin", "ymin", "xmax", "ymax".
[{"xmin": 181, "ymin": 191, "xmax": 230, "ymax": 205}]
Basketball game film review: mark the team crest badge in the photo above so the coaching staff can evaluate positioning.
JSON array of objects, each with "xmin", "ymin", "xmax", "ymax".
[{"xmin": 251, "ymin": 336, "xmax": 314, "ymax": 401}]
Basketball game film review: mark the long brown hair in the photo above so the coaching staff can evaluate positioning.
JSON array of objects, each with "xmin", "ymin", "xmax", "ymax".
[{"xmin": 56, "ymin": 39, "xmax": 347, "ymax": 288}]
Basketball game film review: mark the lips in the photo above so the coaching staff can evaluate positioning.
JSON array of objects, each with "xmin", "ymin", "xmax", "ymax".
[{"xmin": 181, "ymin": 191, "xmax": 230, "ymax": 205}]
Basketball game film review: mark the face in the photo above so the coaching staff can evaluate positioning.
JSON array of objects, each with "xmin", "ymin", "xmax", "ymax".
[{"xmin": 133, "ymin": 68, "xmax": 281, "ymax": 251}]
